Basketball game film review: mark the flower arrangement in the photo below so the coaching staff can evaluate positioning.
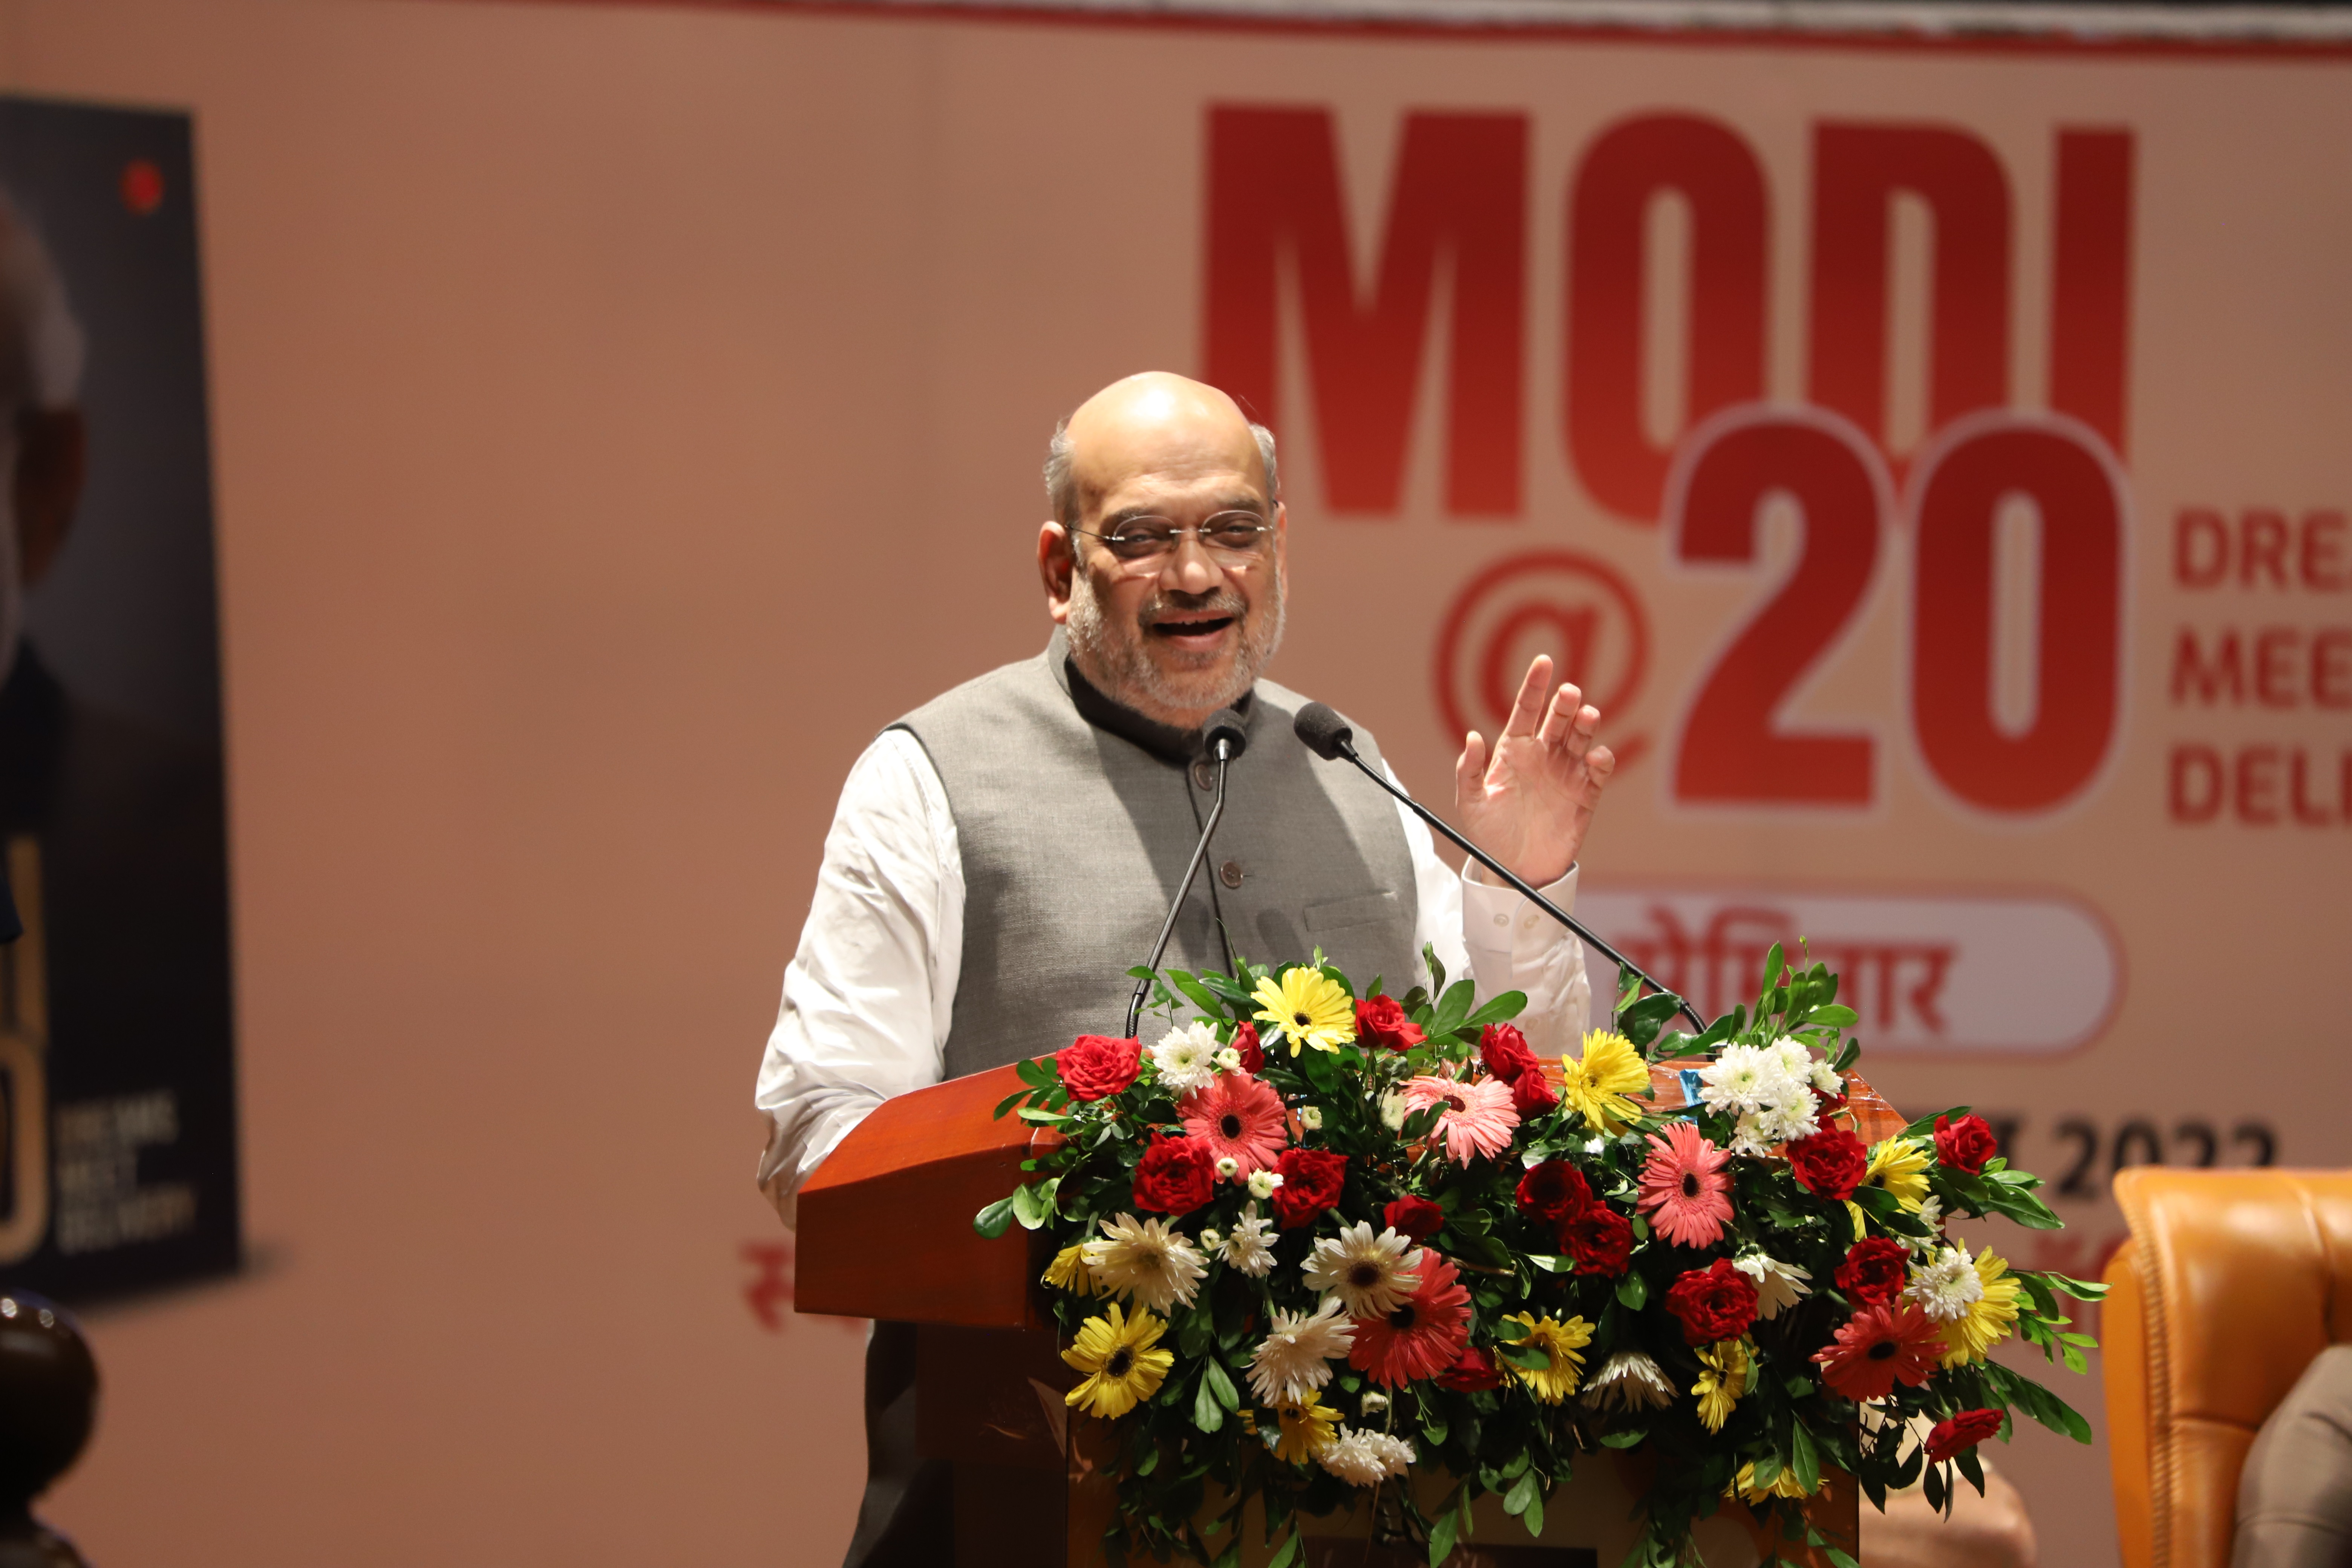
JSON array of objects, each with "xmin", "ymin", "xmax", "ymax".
[{"xmin": 977, "ymin": 945, "xmax": 2104, "ymax": 1568}]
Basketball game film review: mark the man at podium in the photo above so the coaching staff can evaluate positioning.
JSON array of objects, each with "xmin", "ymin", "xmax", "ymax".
[{"xmin": 755, "ymin": 371, "xmax": 1619, "ymax": 1567}]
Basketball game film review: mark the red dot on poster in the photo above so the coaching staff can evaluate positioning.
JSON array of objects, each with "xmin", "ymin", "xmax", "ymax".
[{"xmin": 120, "ymin": 158, "xmax": 164, "ymax": 215}]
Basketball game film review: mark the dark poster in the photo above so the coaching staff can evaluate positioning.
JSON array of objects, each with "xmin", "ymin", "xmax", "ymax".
[{"xmin": 0, "ymin": 96, "xmax": 237, "ymax": 1299}]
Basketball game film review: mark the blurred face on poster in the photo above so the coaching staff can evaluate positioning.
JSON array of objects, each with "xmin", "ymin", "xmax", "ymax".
[
  {"xmin": 1041, "ymin": 372, "xmax": 1288, "ymax": 728},
  {"xmin": 0, "ymin": 195, "xmax": 85, "ymax": 682}
]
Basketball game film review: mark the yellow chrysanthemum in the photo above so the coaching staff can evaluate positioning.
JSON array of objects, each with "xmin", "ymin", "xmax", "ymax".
[
  {"xmin": 1862, "ymin": 1137, "xmax": 1933, "ymax": 1212},
  {"xmin": 1252, "ymin": 968, "xmax": 1357, "ymax": 1055},
  {"xmin": 1560, "ymin": 1029, "xmax": 1650, "ymax": 1133},
  {"xmin": 1500, "ymin": 1311, "xmax": 1594, "ymax": 1404},
  {"xmin": 1270, "ymin": 1391, "xmax": 1343, "ymax": 1462},
  {"xmin": 1043, "ymin": 1243, "xmax": 1106, "ymax": 1297},
  {"xmin": 1060, "ymin": 1303, "xmax": 1174, "ymax": 1419},
  {"xmin": 1692, "ymin": 1336, "xmax": 1754, "ymax": 1433},
  {"xmin": 1729, "ymin": 1460, "xmax": 1819, "ymax": 1503},
  {"xmin": 1939, "ymin": 1248, "xmax": 2023, "ymax": 1367}
]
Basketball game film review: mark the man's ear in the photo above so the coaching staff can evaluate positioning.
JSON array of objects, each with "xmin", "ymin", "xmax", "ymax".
[
  {"xmin": 1039, "ymin": 520, "xmax": 1077, "ymax": 623},
  {"xmin": 15, "ymin": 407, "xmax": 85, "ymax": 588}
]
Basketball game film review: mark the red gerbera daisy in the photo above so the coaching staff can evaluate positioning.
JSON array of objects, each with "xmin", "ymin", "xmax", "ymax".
[
  {"xmin": 1178, "ymin": 1073, "xmax": 1288, "ymax": 1176},
  {"xmin": 1814, "ymin": 1300, "xmax": 1944, "ymax": 1401},
  {"xmin": 1349, "ymin": 1253, "xmax": 1472, "ymax": 1387}
]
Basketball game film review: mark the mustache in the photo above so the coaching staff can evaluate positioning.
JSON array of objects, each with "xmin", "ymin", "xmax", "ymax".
[{"xmin": 1139, "ymin": 588, "xmax": 1248, "ymax": 623}]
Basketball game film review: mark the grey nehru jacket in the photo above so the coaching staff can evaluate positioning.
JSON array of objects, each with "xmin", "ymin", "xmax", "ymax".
[{"xmin": 891, "ymin": 630, "xmax": 1422, "ymax": 1075}]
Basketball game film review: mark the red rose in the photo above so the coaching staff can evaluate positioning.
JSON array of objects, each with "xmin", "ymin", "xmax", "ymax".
[
  {"xmin": 1934, "ymin": 1113, "xmax": 1998, "ymax": 1175},
  {"xmin": 1272, "ymin": 1147, "xmax": 1348, "ymax": 1229},
  {"xmin": 1058, "ymin": 1034, "xmax": 1142, "ymax": 1101},
  {"xmin": 1834, "ymin": 1236, "xmax": 1911, "ymax": 1307},
  {"xmin": 1926, "ymin": 1408, "xmax": 2006, "ymax": 1464},
  {"xmin": 1355, "ymin": 994, "xmax": 1426, "ymax": 1053},
  {"xmin": 1230, "ymin": 1021, "xmax": 1265, "ymax": 1075},
  {"xmin": 1132, "ymin": 1134, "xmax": 1215, "ymax": 1215},
  {"xmin": 1437, "ymin": 1344, "xmax": 1502, "ymax": 1391},
  {"xmin": 1479, "ymin": 1023, "xmax": 1541, "ymax": 1084},
  {"xmin": 1515, "ymin": 1159, "xmax": 1592, "ymax": 1222},
  {"xmin": 1813, "ymin": 1081, "xmax": 1849, "ymax": 1114},
  {"xmin": 1663, "ymin": 1258, "xmax": 1760, "ymax": 1346},
  {"xmin": 1785, "ymin": 1127, "xmax": 1868, "ymax": 1201},
  {"xmin": 1511, "ymin": 1069, "xmax": 1560, "ymax": 1118},
  {"xmin": 1561, "ymin": 1205, "xmax": 1634, "ymax": 1276},
  {"xmin": 1384, "ymin": 1195, "xmax": 1446, "ymax": 1242}
]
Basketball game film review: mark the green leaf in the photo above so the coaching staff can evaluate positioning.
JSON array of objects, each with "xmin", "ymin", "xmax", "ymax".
[
  {"xmin": 1170, "ymin": 970, "xmax": 1226, "ymax": 1018},
  {"xmin": 1203, "ymin": 1357, "xmax": 1239, "ymax": 1412},
  {"xmin": 2047, "ymin": 1272, "xmax": 2112, "ymax": 1302},
  {"xmin": 1808, "ymin": 1004, "xmax": 1859, "ymax": 1027},
  {"xmin": 1824, "ymin": 1550, "xmax": 1859, "ymax": 1568},
  {"xmin": 1599, "ymin": 1428, "xmax": 1648, "ymax": 1448},
  {"xmin": 1191, "ymin": 1372, "xmax": 1224, "ymax": 1433},
  {"xmin": 1524, "ymin": 1484, "xmax": 1546, "ymax": 1539},
  {"xmin": 1527, "ymin": 1254, "xmax": 1574, "ymax": 1274},
  {"xmin": 1432, "ymin": 978, "xmax": 1478, "ymax": 1037},
  {"xmin": 1617, "ymin": 990, "xmax": 1684, "ymax": 1047},
  {"xmin": 1615, "ymin": 1272, "xmax": 1649, "ymax": 1311},
  {"xmin": 1428, "ymin": 1508, "xmax": 1459, "ymax": 1568},
  {"xmin": 1266, "ymin": 1532, "xmax": 1301, "ymax": 1568},
  {"xmin": 972, "ymin": 1196, "xmax": 1017, "ymax": 1239},
  {"xmin": 992, "ymin": 1088, "xmax": 1032, "ymax": 1119},
  {"xmin": 1757, "ymin": 943, "xmax": 1785, "ymax": 1005},
  {"xmin": 1015, "ymin": 1106, "xmax": 1071, "ymax": 1124},
  {"xmin": 1504, "ymin": 1471, "xmax": 1537, "ymax": 1517},
  {"xmin": 1790, "ymin": 1419, "xmax": 1821, "ymax": 1495},
  {"xmin": 1011, "ymin": 1181, "xmax": 1049, "ymax": 1230},
  {"xmin": 1423, "ymin": 943, "xmax": 1449, "ymax": 1003},
  {"xmin": 1498, "ymin": 1342, "xmax": 1553, "ymax": 1370},
  {"xmin": 1017, "ymin": 1055, "xmax": 1057, "ymax": 1088},
  {"xmin": 1465, "ymin": 991, "xmax": 1530, "ymax": 1029}
]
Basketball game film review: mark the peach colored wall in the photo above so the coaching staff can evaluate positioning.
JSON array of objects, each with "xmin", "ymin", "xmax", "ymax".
[{"xmin": 0, "ymin": 2, "xmax": 2344, "ymax": 1564}]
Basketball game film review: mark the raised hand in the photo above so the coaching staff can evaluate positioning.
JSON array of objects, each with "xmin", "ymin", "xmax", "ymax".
[{"xmin": 1452, "ymin": 654, "xmax": 1615, "ymax": 889}]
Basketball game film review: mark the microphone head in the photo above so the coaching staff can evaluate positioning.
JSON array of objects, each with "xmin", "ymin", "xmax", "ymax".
[
  {"xmin": 1292, "ymin": 702, "xmax": 1354, "ymax": 761},
  {"xmin": 1200, "ymin": 708, "xmax": 1250, "ymax": 761}
]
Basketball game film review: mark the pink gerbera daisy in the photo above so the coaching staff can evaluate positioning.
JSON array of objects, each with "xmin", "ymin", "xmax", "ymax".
[
  {"xmin": 1402, "ymin": 1075, "xmax": 1520, "ymax": 1165},
  {"xmin": 1179, "ymin": 1073, "xmax": 1288, "ymax": 1176},
  {"xmin": 1349, "ymin": 1253, "xmax": 1472, "ymax": 1387},
  {"xmin": 1636, "ymin": 1120, "xmax": 1733, "ymax": 1246}
]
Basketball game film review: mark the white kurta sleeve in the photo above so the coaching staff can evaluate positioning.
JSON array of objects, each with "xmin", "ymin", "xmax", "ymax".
[
  {"xmin": 754, "ymin": 729, "xmax": 965, "ymax": 1227},
  {"xmin": 1395, "ymin": 764, "xmax": 1592, "ymax": 1058}
]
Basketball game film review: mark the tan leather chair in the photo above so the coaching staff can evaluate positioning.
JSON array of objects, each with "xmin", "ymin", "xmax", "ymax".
[{"xmin": 2104, "ymin": 1168, "xmax": 2352, "ymax": 1568}]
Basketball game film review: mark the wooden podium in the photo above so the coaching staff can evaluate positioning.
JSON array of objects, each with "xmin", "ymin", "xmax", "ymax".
[{"xmin": 796, "ymin": 1062, "xmax": 1892, "ymax": 1568}]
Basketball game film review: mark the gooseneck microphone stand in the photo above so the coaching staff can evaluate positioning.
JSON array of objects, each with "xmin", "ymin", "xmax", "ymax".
[
  {"xmin": 1124, "ymin": 709, "xmax": 1248, "ymax": 1039},
  {"xmin": 1291, "ymin": 702, "xmax": 1706, "ymax": 1035}
]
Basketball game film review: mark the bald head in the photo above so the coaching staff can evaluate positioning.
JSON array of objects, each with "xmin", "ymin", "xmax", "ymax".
[{"xmin": 1044, "ymin": 372, "xmax": 1277, "ymax": 528}]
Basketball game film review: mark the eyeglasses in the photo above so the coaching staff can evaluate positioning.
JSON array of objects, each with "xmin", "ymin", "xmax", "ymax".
[{"xmin": 1069, "ymin": 511, "xmax": 1275, "ymax": 570}]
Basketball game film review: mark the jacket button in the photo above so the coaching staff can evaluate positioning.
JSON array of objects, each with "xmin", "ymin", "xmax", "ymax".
[
  {"xmin": 1191, "ymin": 761, "xmax": 1215, "ymax": 791},
  {"xmin": 1219, "ymin": 860, "xmax": 1245, "ymax": 888}
]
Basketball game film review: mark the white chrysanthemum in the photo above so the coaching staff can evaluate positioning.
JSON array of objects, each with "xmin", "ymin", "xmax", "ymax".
[
  {"xmin": 1771, "ymin": 1037, "xmax": 1815, "ymax": 1078},
  {"xmin": 1585, "ymin": 1136, "xmax": 1608, "ymax": 1155},
  {"xmin": 1150, "ymin": 1021, "xmax": 1222, "ymax": 1096},
  {"xmin": 1698, "ymin": 1043, "xmax": 1773, "ymax": 1113},
  {"xmin": 1316, "ymin": 1426, "xmax": 1415, "ymax": 1486},
  {"xmin": 1359, "ymin": 1390, "xmax": 1390, "ymax": 1415},
  {"xmin": 1582, "ymin": 1349, "xmax": 1677, "ymax": 1412},
  {"xmin": 1221, "ymin": 1204, "xmax": 1277, "ymax": 1277},
  {"xmin": 1704, "ymin": 1042, "xmax": 1819, "ymax": 1154},
  {"xmin": 1214, "ymin": 1047, "xmax": 1243, "ymax": 1072},
  {"xmin": 1810, "ymin": 1060, "xmax": 1844, "ymax": 1096},
  {"xmin": 1082, "ymin": 1213, "xmax": 1208, "ymax": 1313},
  {"xmin": 1299, "ymin": 1106, "xmax": 1324, "ymax": 1131},
  {"xmin": 1379, "ymin": 1091, "xmax": 1410, "ymax": 1131},
  {"xmin": 1215, "ymin": 1156, "xmax": 1240, "ymax": 1179},
  {"xmin": 1247, "ymin": 1169, "xmax": 1285, "ymax": 1199},
  {"xmin": 1302, "ymin": 1222, "xmax": 1424, "ymax": 1318},
  {"xmin": 1917, "ymin": 1194, "xmax": 1945, "ymax": 1233},
  {"xmin": 1248, "ymin": 1297, "xmax": 1357, "ymax": 1406},
  {"xmin": 1732, "ymin": 1252, "xmax": 1814, "ymax": 1320},
  {"xmin": 1905, "ymin": 1245, "xmax": 1986, "ymax": 1323}
]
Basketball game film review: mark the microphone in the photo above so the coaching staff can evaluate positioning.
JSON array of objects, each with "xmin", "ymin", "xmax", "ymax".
[
  {"xmin": 1124, "ymin": 707, "xmax": 1250, "ymax": 1038},
  {"xmin": 1291, "ymin": 702, "xmax": 1704, "ymax": 1034}
]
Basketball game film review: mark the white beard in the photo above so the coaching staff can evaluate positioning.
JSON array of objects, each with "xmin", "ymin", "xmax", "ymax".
[{"xmin": 1065, "ymin": 560, "xmax": 1286, "ymax": 723}]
